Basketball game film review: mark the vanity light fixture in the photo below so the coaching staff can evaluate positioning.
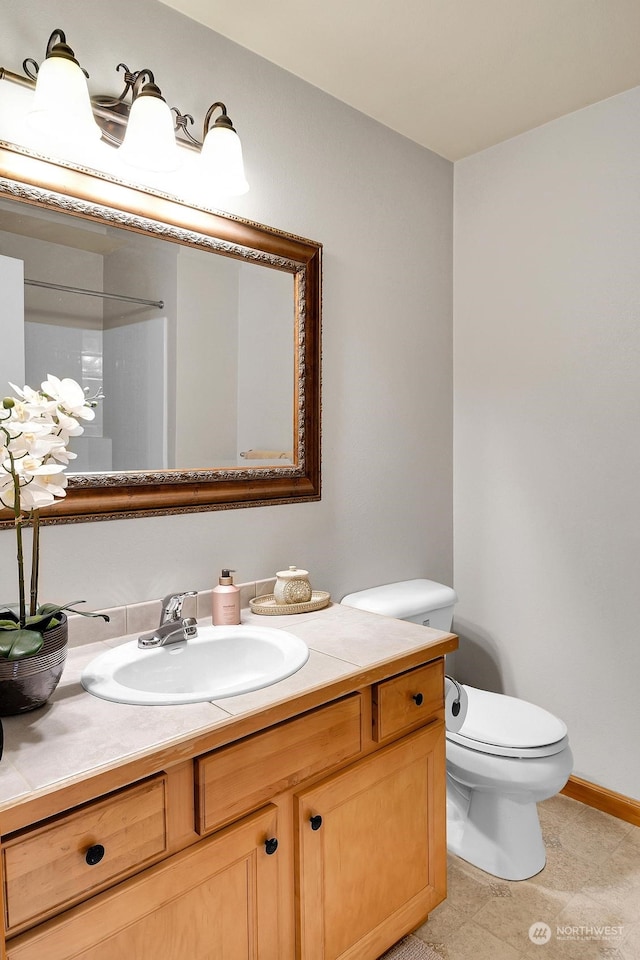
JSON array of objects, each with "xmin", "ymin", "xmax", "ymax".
[
  {"xmin": 23, "ymin": 29, "xmax": 102, "ymax": 144},
  {"xmin": 176, "ymin": 101, "xmax": 249, "ymax": 197},
  {"xmin": 0, "ymin": 28, "xmax": 249, "ymax": 195},
  {"xmin": 117, "ymin": 70, "xmax": 180, "ymax": 172}
]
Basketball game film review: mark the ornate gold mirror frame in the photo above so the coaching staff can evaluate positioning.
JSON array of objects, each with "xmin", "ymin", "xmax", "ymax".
[{"xmin": 0, "ymin": 143, "xmax": 321, "ymax": 524}]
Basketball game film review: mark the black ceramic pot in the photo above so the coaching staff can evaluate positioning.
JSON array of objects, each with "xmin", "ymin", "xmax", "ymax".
[{"xmin": 0, "ymin": 614, "xmax": 68, "ymax": 716}]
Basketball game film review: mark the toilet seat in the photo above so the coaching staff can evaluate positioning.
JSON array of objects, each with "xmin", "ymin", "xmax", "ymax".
[{"xmin": 447, "ymin": 685, "xmax": 568, "ymax": 759}]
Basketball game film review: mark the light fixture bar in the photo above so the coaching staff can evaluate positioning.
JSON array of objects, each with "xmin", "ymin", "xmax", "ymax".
[
  {"xmin": 0, "ymin": 29, "xmax": 249, "ymax": 193},
  {"xmin": 0, "ymin": 67, "xmax": 36, "ymax": 91},
  {"xmin": 0, "ymin": 62, "xmax": 203, "ymax": 152}
]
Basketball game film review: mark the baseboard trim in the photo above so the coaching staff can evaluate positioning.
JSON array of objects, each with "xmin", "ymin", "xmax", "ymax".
[{"xmin": 561, "ymin": 775, "xmax": 640, "ymax": 827}]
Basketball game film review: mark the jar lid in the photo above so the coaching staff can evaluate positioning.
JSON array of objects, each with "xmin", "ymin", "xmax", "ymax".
[{"xmin": 276, "ymin": 565, "xmax": 310, "ymax": 579}]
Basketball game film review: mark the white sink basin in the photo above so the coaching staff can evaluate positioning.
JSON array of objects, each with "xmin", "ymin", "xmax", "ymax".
[{"xmin": 81, "ymin": 624, "xmax": 309, "ymax": 705}]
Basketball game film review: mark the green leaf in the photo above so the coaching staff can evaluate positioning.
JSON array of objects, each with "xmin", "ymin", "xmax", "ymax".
[
  {"xmin": 25, "ymin": 612, "xmax": 59, "ymax": 632},
  {"xmin": 0, "ymin": 628, "xmax": 44, "ymax": 660},
  {"xmin": 35, "ymin": 602, "xmax": 73, "ymax": 618},
  {"xmin": 36, "ymin": 601, "xmax": 110, "ymax": 623},
  {"xmin": 0, "ymin": 602, "xmax": 110, "ymax": 659}
]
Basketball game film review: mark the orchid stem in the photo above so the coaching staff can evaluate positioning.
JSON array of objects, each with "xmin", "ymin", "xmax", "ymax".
[
  {"xmin": 4, "ymin": 438, "xmax": 27, "ymax": 628},
  {"xmin": 29, "ymin": 511, "xmax": 39, "ymax": 617},
  {"xmin": 15, "ymin": 515, "xmax": 26, "ymax": 628}
]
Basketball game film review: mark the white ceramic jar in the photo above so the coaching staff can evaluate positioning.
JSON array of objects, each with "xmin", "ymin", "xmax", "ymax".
[{"xmin": 273, "ymin": 566, "xmax": 312, "ymax": 605}]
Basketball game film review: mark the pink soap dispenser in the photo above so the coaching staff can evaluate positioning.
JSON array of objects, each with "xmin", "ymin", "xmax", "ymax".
[{"xmin": 212, "ymin": 569, "xmax": 241, "ymax": 625}]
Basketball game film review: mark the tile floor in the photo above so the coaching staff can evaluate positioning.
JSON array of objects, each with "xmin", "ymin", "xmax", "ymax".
[{"xmin": 414, "ymin": 794, "xmax": 640, "ymax": 959}]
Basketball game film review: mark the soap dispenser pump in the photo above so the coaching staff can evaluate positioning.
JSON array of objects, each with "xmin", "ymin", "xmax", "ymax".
[{"xmin": 212, "ymin": 569, "xmax": 241, "ymax": 626}]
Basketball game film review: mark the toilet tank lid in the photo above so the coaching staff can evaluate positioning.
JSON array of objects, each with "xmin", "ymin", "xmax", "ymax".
[
  {"xmin": 341, "ymin": 579, "xmax": 457, "ymax": 618},
  {"xmin": 459, "ymin": 686, "xmax": 568, "ymax": 749}
]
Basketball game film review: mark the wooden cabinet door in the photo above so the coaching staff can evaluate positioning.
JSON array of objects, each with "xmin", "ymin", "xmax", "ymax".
[
  {"xmin": 7, "ymin": 805, "xmax": 284, "ymax": 960},
  {"xmin": 296, "ymin": 723, "xmax": 446, "ymax": 960}
]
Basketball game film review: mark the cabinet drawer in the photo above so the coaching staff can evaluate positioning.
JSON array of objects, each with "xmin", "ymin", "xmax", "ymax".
[
  {"xmin": 195, "ymin": 694, "xmax": 362, "ymax": 835},
  {"xmin": 3, "ymin": 774, "xmax": 168, "ymax": 933},
  {"xmin": 372, "ymin": 660, "xmax": 443, "ymax": 742},
  {"xmin": 6, "ymin": 805, "xmax": 282, "ymax": 960}
]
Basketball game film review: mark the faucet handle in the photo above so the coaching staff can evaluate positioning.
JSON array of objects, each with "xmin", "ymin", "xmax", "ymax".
[{"xmin": 160, "ymin": 591, "xmax": 197, "ymax": 623}]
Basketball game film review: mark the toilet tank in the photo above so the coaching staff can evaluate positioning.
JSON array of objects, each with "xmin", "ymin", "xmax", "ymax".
[{"xmin": 341, "ymin": 579, "xmax": 457, "ymax": 631}]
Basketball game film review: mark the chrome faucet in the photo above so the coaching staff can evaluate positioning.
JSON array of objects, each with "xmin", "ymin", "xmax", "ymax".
[
  {"xmin": 159, "ymin": 591, "xmax": 197, "ymax": 625},
  {"xmin": 138, "ymin": 591, "xmax": 198, "ymax": 648}
]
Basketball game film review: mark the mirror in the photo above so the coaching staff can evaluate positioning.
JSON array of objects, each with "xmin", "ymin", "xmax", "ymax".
[
  {"xmin": 1, "ymin": 195, "xmax": 296, "ymax": 473},
  {"xmin": 0, "ymin": 143, "xmax": 321, "ymax": 523}
]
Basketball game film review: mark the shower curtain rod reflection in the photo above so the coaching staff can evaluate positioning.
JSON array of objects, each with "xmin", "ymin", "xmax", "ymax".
[{"xmin": 25, "ymin": 278, "xmax": 164, "ymax": 309}]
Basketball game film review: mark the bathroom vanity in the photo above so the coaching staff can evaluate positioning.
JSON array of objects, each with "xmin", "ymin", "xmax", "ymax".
[{"xmin": 0, "ymin": 603, "xmax": 457, "ymax": 960}]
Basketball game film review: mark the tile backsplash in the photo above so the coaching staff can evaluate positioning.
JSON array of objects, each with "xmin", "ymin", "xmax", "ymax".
[{"xmin": 67, "ymin": 578, "xmax": 277, "ymax": 647}]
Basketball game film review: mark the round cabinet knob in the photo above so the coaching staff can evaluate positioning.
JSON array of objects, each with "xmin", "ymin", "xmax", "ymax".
[
  {"xmin": 85, "ymin": 843, "xmax": 105, "ymax": 866},
  {"xmin": 309, "ymin": 814, "xmax": 323, "ymax": 831},
  {"xmin": 264, "ymin": 837, "xmax": 278, "ymax": 855},
  {"xmin": 412, "ymin": 692, "xmax": 424, "ymax": 706}
]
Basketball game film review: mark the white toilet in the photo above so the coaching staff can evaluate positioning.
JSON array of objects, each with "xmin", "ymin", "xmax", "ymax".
[{"xmin": 341, "ymin": 579, "xmax": 573, "ymax": 881}]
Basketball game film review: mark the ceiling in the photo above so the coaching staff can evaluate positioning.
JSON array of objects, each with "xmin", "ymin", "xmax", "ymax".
[{"xmin": 159, "ymin": 0, "xmax": 640, "ymax": 161}]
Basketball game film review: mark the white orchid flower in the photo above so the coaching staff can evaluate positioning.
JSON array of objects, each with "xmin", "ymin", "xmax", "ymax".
[
  {"xmin": 1, "ymin": 375, "xmax": 106, "ymax": 650},
  {"xmin": 0, "ymin": 479, "xmax": 18, "ymax": 510},
  {"xmin": 42, "ymin": 375, "xmax": 96, "ymax": 421},
  {"xmin": 9, "ymin": 400, "xmax": 35, "ymax": 424},
  {"xmin": 18, "ymin": 485, "xmax": 58, "ymax": 510},
  {"xmin": 9, "ymin": 382, "xmax": 43, "ymax": 404},
  {"xmin": 0, "ymin": 468, "xmax": 15, "ymax": 492},
  {"xmin": 13, "ymin": 455, "xmax": 44, "ymax": 477},
  {"xmin": 53, "ymin": 410, "xmax": 85, "ymax": 436},
  {"xmin": 0, "ymin": 377, "xmax": 89, "ymax": 512},
  {"xmin": 7, "ymin": 425, "xmax": 61, "ymax": 461},
  {"xmin": 1, "ymin": 456, "xmax": 60, "ymax": 504},
  {"xmin": 1, "ymin": 416, "xmax": 36, "ymax": 440},
  {"xmin": 8, "ymin": 383, "xmax": 56, "ymax": 419},
  {"xmin": 24, "ymin": 462, "xmax": 68, "ymax": 499},
  {"xmin": 48, "ymin": 446, "xmax": 77, "ymax": 465},
  {"xmin": 0, "ymin": 459, "xmax": 66, "ymax": 510}
]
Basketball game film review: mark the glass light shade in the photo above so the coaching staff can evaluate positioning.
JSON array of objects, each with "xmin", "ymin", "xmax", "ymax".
[
  {"xmin": 27, "ymin": 55, "xmax": 101, "ymax": 144},
  {"xmin": 119, "ymin": 93, "xmax": 180, "ymax": 172},
  {"xmin": 200, "ymin": 126, "xmax": 249, "ymax": 196}
]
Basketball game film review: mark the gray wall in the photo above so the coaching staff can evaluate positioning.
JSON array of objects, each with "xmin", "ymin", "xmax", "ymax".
[
  {"xmin": 0, "ymin": 3, "xmax": 453, "ymax": 618},
  {"xmin": 2, "ymin": 0, "xmax": 638, "ymax": 801},
  {"xmin": 454, "ymin": 87, "xmax": 640, "ymax": 798}
]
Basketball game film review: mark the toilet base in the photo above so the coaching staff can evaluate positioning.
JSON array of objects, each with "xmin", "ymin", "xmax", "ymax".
[{"xmin": 447, "ymin": 783, "xmax": 546, "ymax": 881}]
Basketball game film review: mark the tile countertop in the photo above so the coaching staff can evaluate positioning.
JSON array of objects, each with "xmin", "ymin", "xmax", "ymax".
[{"xmin": 0, "ymin": 603, "xmax": 457, "ymax": 811}]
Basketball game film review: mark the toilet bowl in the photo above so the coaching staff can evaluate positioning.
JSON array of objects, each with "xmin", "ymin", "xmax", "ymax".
[
  {"xmin": 446, "ymin": 684, "xmax": 573, "ymax": 879},
  {"xmin": 341, "ymin": 579, "xmax": 573, "ymax": 881}
]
